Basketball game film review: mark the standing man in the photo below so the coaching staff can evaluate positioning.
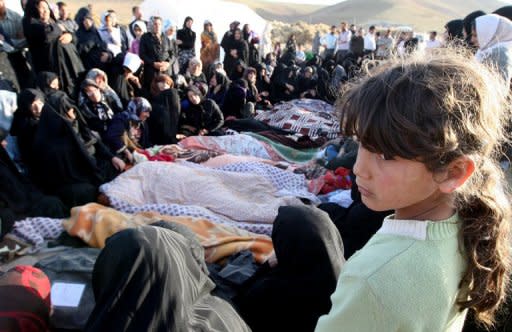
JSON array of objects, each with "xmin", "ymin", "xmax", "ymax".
[
  {"xmin": 335, "ymin": 21, "xmax": 351, "ymax": 63},
  {"xmin": 320, "ymin": 25, "xmax": 337, "ymax": 61},
  {"xmin": 425, "ymin": 31, "xmax": 442, "ymax": 51},
  {"xmin": 364, "ymin": 25, "xmax": 376, "ymax": 59},
  {"xmin": 56, "ymin": 2, "xmax": 78, "ymax": 33}
]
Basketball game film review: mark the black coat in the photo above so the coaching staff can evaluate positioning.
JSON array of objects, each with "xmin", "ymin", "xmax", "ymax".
[
  {"xmin": 177, "ymin": 27, "xmax": 196, "ymax": 51},
  {"xmin": 147, "ymin": 88, "xmax": 181, "ymax": 145},
  {"xmin": 23, "ymin": 17, "xmax": 84, "ymax": 96},
  {"xmin": 139, "ymin": 32, "xmax": 177, "ymax": 89},
  {"xmin": 76, "ymin": 25, "xmax": 110, "ymax": 71}
]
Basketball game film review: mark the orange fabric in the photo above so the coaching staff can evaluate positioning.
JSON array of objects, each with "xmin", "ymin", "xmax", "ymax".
[{"xmin": 63, "ymin": 203, "xmax": 274, "ymax": 264}]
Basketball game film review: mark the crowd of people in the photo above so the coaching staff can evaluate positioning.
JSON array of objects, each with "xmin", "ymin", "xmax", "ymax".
[{"xmin": 1, "ymin": 0, "xmax": 512, "ymax": 331}]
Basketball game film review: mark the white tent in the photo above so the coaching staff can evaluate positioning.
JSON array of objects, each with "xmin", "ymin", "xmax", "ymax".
[{"xmin": 139, "ymin": 0, "xmax": 272, "ymax": 62}]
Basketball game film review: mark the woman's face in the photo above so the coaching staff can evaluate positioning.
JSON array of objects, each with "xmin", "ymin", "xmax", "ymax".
[
  {"xmin": 157, "ymin": 81, "xmax": 170, "ymax": 91},
  {"xmin": 31, "ymin": 98, "xmax": 44, "ymax": 118},
  {"xmin": 104, "ymin": 15, "xmax": 113, "ymax": 28},
  {"xmin": 209, "ymin": 75, "xmax": 217, "ymax": 87},
  {"xmin": 206, "ymin": 24, "xmax": 212, "ymax": 33},
  {"xmin": 186, "ymin": 19, "xmax": 193, "ymax": 29},
  {"xmin": 471, "ymin": 26, "xmax": 479, "ymax": 48},
  {"xmin": 37, "ymin": 1, "xmax": 50, "ymax": 23},
  {"xmin": 84, "ymin": 86, "xmax": 102, "ymax": 103},
  {"xmin": 49, "ymin": 78, "xmax": 59, "ymax": 90},
  {"xmin": 83, "ymin": 17, "xmax": 93, "ymax": 30},
  {"xmin": 94, "ymin": 75, "xmax": 106, "ymax": 89},
  {"xmin": 187, "ymin": 91, "xmax": 201, "ymax": 105},
  {"xmin": 234, "ymin": 30, "xmax": 241, "ymax": 40}
]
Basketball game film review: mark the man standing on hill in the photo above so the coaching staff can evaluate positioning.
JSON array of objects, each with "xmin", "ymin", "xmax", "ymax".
[
  {"xmin": 321, "ymin": 25, "xmax": 337, "ymax": 61},
  {"xmin": 335, "ymin": 21, "xmax": 351, "ymax": 62}
]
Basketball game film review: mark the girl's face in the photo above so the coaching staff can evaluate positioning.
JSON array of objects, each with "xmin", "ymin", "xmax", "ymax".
[
  {"xmin": 134, "ymin": 26, "xmax": 143, "ymax": 38},
  {"xmin": 234, "ymin": 30, "xmax": 241, "ymax": 40},
  {"xmin": 37, "ymin": 1, "xmax": 50, "ymax": 23},
  {"xmin": 353, "ymin": 145, "xmax": 451, "ymax": 220},
  {"xmin": 187, "ymin": 91, "xmax": 201, "ymax": 105},
  {"xmin": 139, "ymin": 111, "xmax": 150, "ymax": 122},
  {"xmin": 186, "ymin": 19, "xmax": 193, "ymax": 29},
  {"xmin": 247, "ymin": 72, "xmax": 256, "ymax": 83},
  {"xmin": 105, "ymin": 15, "xmax": 113, "ymax": 28},
  {"xmin": 30, "ymin": 98, "xmax": 44, "ymax": 118}
]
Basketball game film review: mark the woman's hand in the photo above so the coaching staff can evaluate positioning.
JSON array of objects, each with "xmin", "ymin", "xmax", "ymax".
[
  {"xmin": 111, "ymin": 156, "xmax": 126, "ymax": 171},
  {"xmin": 59, "ymin": 32, "xmax": 72, "ymax": 44}
]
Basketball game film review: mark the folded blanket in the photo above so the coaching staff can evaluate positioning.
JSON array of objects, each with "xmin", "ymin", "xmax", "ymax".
[{"xmin": 63, "ymin": 203, "xmax": 274, "ymax": 264}]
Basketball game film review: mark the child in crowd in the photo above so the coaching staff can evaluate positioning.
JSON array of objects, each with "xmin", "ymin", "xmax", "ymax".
[{"xmin": 315, "ymin": 50, "xmax": 511, "ymax": 330}]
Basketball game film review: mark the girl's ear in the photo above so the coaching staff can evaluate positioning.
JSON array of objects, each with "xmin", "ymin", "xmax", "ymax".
[{"xmin": 438, "ymin": 156, "xmax": 475, "ymax": 194}]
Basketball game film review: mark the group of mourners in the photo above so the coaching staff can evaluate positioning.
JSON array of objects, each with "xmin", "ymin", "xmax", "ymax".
[{"xmin": 1, "ymin": 0, "xmax": 512, "ymax": 331}]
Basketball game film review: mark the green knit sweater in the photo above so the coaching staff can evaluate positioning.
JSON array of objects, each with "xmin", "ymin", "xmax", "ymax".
[{"xmin": 315, "ymin": 214, "xmax": 468, "ymax": 332}]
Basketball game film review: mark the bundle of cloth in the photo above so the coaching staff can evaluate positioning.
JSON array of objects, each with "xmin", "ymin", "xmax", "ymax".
[
  {"xmin": 63, "ymin": 203, "xmax": 274, "ymax": 264},
  {"xmin": 254, "ymin": 99, "xmax": 340, "ymax": 139}
]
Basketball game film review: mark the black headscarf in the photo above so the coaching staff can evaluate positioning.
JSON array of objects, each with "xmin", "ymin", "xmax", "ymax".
[
  {"xmin": 235, "ymin": 205, "xmax": 344, "ymax": 332},
  {"xmin": 148, "ymin": 88, "xmax": 181, "ymax": 145},
  {"xmin": 10, "ymin": 89, "xmax": 45, "ymax": 164},
  {"xmin": 444, "ymin": 19, "xmax": 464, "ymax": 41},
  {"xmin": 494, "ymin": 6, "xmax": 512, "ymax": 21},
  {"xmin": 463, "ymin": 10, "xmax": 486, "ymax": 48},
  {"xmin": 36, "ymin": 71, "xmax": 59, "ymax": 96}
]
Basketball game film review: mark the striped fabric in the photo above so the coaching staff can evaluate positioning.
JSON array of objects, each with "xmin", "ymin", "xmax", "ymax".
[{"xmin": 0, "ymin": 9, "xmax": 23, "ymax": 40}]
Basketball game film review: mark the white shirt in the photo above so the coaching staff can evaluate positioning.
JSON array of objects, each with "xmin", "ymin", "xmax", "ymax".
[
  {"xmin": 364, "ymin": 33, "xmax": 376, "ymax": 51},
  {"xmin": 335, "ymin": 30, "xmax": 352, "ymax": 51},
  {"xmin": 425, "ymin": 39, "xmax": 442, "ymax": 49},
  {"xmin": 321, "ymin": 33, "xmax": 337, "ymax": 50}
]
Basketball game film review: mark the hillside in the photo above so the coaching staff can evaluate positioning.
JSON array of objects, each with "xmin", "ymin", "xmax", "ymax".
[
  {"xmin": 226, "ymin": 0, "xmax": 323, "ymax": 23},
  {"xmin": 296, "ymin": 0, "xmax": 507, "ymax": 31}
]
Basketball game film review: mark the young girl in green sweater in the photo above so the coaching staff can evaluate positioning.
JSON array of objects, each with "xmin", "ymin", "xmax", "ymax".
[{"xmin": 315, "ymin": 51, "xmax": 512, "ymax": 331}]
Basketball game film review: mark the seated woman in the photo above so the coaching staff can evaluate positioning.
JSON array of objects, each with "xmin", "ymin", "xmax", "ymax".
[
  {"xmin": 207, "ymin": 71, "xmax": 230, "ymax": 109},
  {"xmin": 35, "ymin": 71, "xmax": 62, "ymax": 99},
  {"xmin": 82, "ymin": 68, "xmax": 123, "ymax": 111},
  {"xmin": 177, "ymin": 85, "xmax": 224, "ymax": 139},
  {"xmin": 255, "ymin": 63, "xmax": 272, "ymax": 109},
  {"xmin": 297, "ymin": 66, "xmax": 318, "ymax": 99},
  {"xmin": 183, "ymin": 57, "xmax": 207, "ymax": 90},
  {"xmin": 147, "ymin": 75, "xmax": 181, "ymax": 145},
  {"xmin": 9, "ymin": 89, "xmax": 45, "ymax": 168},
  {"xmin": 103, "ymin": 97, "xmax": 152, "ymax": 162},
  {"xmin": 30, "ymin": 93, "xmax": 125, "ymax": 208},
  {"xmin": 109, "ymin": 52, "xmax": 144, "ymax": 108},
  {"xmin": 78, "ymin": 79, "xmax": 122, "ymax": 138},
  {"xmin": 0, "ymin": 134, "xmax": 67, "ymax": 238}
]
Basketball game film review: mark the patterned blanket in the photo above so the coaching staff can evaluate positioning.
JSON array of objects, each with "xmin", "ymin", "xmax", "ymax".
[
  {"xmin": 255, "ymin": 99, "xmax": 340, "ymax": 139},
  {"xmin": 63, "ymin": 203, "xmax": 274, "ymax": 264}
]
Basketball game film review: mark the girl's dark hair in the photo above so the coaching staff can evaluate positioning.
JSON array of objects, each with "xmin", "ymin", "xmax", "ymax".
[
  {"xmin": 340, "ymin": 50, "xmax": 512, "ymax": 327},
  {"xmin": 183, "ymin": 16, "xmax": 193, "ymax": 28}
]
